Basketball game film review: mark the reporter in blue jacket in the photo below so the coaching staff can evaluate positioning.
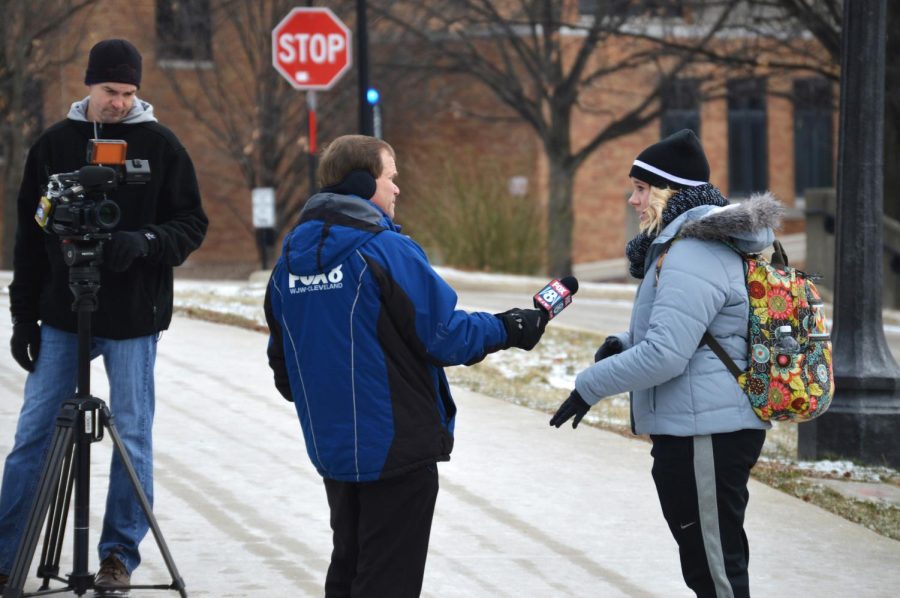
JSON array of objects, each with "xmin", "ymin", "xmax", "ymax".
[{"xmin": 264, "ymin": 135, "xmax": 546, "ymax": 597}]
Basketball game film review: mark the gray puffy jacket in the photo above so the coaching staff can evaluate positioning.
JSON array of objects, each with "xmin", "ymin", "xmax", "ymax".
[{"xmin": 575, "ymin": 193, "xmax": 783, "ymax": 436}]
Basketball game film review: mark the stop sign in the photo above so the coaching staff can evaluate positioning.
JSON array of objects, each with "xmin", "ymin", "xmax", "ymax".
[{"xmin": 272, "ymin": 7, "xmax": 352, "ymax": 90}]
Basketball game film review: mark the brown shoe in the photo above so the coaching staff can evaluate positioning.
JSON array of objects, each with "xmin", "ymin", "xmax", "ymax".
[
  {"xmin": 94, "ymin": 554, "xmax": 130, "ymax": 596},
  {"xmin": 0, "ymin": 572, "xmax": 8, "ymax": 591}
]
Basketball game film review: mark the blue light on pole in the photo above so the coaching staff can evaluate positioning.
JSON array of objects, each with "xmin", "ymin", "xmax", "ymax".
[{"xmin": 367, "ymin": 88, "xmax": 382, "ymax": 138}]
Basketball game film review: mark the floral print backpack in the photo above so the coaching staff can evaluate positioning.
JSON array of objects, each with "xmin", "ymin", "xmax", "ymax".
[{"xmin": 658, "ymin": 239, "xmax": 834, "ymax": 422}]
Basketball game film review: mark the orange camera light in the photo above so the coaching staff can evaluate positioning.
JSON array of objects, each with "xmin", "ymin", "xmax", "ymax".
[{"xmin": 87, "ymin": 140, "xmax": 127, "ymax": 165}]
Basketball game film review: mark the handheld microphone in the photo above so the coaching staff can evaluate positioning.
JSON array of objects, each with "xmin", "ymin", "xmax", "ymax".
[{"xmin": 533, "ymin": 276, "xmax": 579, "ymax": 320}]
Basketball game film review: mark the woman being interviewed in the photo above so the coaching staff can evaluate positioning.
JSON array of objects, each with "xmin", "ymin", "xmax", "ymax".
[{"xmin": 551, "ymin": 129, "xmax": 782, "ymax": 597}]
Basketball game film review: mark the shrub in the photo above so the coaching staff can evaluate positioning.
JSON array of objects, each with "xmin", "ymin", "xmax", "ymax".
[{"xmin": 399, "ymin": 155, "xmax": 545, "ymax": 274}]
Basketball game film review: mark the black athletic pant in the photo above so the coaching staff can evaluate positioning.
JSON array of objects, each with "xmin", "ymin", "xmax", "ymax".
[
  {"xmin": 650, "ymin": 429, "xmax": 766, "ymax": 598},
  {"xmin": 323, "ymin": 463, "xmax": 439, "ymax": 598}
]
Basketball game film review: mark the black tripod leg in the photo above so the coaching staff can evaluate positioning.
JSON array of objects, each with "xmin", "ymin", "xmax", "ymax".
[
  {"xmin": 36, "ymin": 444, "xmax": 76, "ymax": 589},
  {"xmin": 2, "ymin": 413, "xmax": 76, "ymax": 598},
  {"xmin": 103, "ymin": 416, "xmax": 187, "ymax": 597}
]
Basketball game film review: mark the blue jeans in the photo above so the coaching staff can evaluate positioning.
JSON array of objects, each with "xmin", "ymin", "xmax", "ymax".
[{"xmin": 0, "ymin": 325, "xmax": 157, "ymax": 576}]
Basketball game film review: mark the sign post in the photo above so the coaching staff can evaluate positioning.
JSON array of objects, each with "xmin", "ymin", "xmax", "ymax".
[
  {"xmin": 306, "ymin": 91, "xmax": 318, "ymax": 198},
  {"xmin": 252, "ymin": 187, "xmax": 276, "ymax": 269},
  {"xmin": 272, "ymin": 7, "xmax": 353, "ymax": 197}
]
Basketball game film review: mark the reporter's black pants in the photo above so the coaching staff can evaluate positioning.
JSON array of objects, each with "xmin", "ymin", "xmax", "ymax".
[
  {"xmin": 323, "ymin": 463, "xmax": 439, "ymax": 598},
  {"xmin": 650, "ymin": 429, "xmax": 765, "ymax": 598}
]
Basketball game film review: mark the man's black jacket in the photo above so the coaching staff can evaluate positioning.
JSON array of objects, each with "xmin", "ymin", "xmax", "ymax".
[{"xmin": 9, "ymin": 117, "xmax": 208, "ymax": 339}]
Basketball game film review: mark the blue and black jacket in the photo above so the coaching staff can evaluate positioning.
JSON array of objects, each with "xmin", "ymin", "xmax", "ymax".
[{"xmin": 264, "ymin": 192, "xmax": 508, "ymax": 482}]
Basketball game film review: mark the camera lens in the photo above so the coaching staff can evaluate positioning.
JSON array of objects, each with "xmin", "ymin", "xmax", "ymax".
[{"xmin": 94, "ymin": 200, "xmax": 121, "ymax": 230}]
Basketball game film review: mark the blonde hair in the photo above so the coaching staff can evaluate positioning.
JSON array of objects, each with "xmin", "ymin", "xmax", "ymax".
[{"xmin": 640, "ymin": 185, "xmax": 677, "ymax": 235}]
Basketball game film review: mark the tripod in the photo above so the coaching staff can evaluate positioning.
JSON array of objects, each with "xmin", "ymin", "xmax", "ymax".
[{"xmin": 3, "ymin": 238, "xmax": 186, "ymax": 597}]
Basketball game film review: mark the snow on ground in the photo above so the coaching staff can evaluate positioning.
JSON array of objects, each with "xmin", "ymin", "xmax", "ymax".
[
  {"xmin": 171, "ymin": 275, "xmax": 900, "ymax": 485},
  {"xmin": 796, "ymin": 459, "xmax": 899, "ymax": 483},
  {"xmin": 5, "ymin": 271, "xmax": 898, "ymax": 484},
  {"xmin": 174, "ymin": 278, "xmax": 268, "ymax": 328}
]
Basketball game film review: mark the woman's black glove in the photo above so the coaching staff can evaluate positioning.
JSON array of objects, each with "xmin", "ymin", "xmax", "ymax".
[
  {"xmin": 594, "ymin": 336, "xmax": 623, "ymax": 363},
  {"xmin": 11, "ymin": 321, "xmax": 41, "ymax": 372},
  {"xmin": 549, "ymin": 389, "xmax": 591, "ymax": 429}
]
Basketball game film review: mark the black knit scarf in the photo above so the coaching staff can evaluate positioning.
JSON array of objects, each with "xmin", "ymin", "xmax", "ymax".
[{"xmin": 625, "ymin": 184, "xmax": 729, "ymax": 279}]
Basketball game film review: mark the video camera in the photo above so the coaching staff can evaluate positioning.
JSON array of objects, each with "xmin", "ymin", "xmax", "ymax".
[{"xmin": 35, "ymin": 139, "xmax": 150, "ymax": 238}]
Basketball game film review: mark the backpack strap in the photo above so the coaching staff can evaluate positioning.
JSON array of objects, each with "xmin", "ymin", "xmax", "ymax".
[
  {"xmin": 699, "ymin": 332, "xmax": 743, "ymax": 379},
  {"xmin": 770, "ymin": 239, "xmax": 789, "ymax": 269},
  {"xmin": 654, "ymin": 237, "xmax": 677, "ymax": 284},
  {"xmin": 656, "ymin": 237, "xmax": 745, "ymax": 381}
]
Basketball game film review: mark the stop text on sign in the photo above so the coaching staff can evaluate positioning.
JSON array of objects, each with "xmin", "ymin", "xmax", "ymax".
[{"xmin": 277, "ymin": 33, "xmax": 346, "ymax": 74}]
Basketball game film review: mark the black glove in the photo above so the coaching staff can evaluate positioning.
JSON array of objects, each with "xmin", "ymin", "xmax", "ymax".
[
  {"xmin": 594, "ymin": 336, "xmax": 623, "ymax": 363},
  {"xmin": 11, "ymin": 321, "xmax": 41, "ymax": 372},
  {"xmin": 550, "ymin": 389, "xmax": 591, "ymax": 429},
  {"xmin": 495, "ymin": 308, "xmax": 548, "ymax": 351},
  {"xmin": 104, "ymin": 230, "xmax": 150, "ymax": 272}
]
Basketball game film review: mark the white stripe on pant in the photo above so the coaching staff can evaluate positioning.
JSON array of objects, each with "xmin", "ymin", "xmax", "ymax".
[{"xmin": 650, "ymin": 429, "xmax": 765, "ymax": 598}]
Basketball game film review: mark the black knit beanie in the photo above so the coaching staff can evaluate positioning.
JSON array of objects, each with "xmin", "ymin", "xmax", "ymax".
[
  {"xmin": 629, "ymin": 129, "xmax": 709, "ymax": 190},
  {"xmin": 84, "ymin": 39, "xmax": 142, "ymax": 88}
]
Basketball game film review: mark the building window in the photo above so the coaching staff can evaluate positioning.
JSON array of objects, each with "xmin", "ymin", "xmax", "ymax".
[
  {"xmin": 727, "ymin": 77, "xmax": 768, "ymax": 196},
  {"xmin": 580, "ymin": 0, "xmax": 684, "ymax": 18},
  {"xmin": 156, "ymin": 0, "xmax": 212, "ymax": 64},
  {"xmin": 661, "ymin": 78, "xmax": 700, "ymax": 138},
  {"xmin": 579, "ymin": 0, "xmax": 601, "ymax": 16},
  {"xmin": 793, "ymin": 78, "xmax": 833, "ymax": 197}
]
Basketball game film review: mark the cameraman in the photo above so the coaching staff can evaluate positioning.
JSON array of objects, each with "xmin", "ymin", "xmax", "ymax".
[
  {"xmin": 264, "ymin": 134, "xmax": 547, "ymax": 597},
  {"xmin": 0, "ymin": 39, "xmax": 207, "ymax": 594}
]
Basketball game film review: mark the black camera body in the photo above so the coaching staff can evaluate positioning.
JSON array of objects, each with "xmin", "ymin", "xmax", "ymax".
[
  {"xmin": 34, "ymin": 140, "xmax": 150, "ymax": 268},
  {"xmin": 35, "ymin": 160, "xmax": 150, "ymax": 238}
]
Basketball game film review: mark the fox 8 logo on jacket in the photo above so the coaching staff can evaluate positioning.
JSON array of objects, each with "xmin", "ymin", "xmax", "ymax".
[{"xmin": 288, "ymin": 265, "xmax": 344, "ymax": 295}]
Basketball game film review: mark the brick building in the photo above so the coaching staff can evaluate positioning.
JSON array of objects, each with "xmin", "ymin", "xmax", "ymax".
[{"xmin": 2, "ymin": 1, "xmax": 836, "ymax": 279}]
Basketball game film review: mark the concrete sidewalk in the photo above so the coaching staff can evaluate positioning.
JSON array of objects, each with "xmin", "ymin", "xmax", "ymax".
[{"xmin": 0, "ymin": 314, "xmax": 898, "ymax": 596}]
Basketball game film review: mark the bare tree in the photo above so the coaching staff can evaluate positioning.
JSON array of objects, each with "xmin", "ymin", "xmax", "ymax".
[
  {"xmin": 371, "ymin": 0, "xmax": 741, "ymax": 276},
  {"xmin": 663, "ymin": 1, "xmax": 840, "ymax": 81},
  {"xmin": 153, "ymin": 0, "xmax": 366, "ymax": 268},
  {"xmin": 0, "ymin": 0, "xmax": 98, "ymax": 269},
  {"xmin": 771, "ymin": 0, "xmax": 840, "ymax": 63},
  {"xmin": 731, "ymin": 2, "xmax": 900, "ymax": 220}
]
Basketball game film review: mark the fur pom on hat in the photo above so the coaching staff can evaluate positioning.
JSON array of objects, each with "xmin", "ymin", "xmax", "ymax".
[
  {"xmin": 84, "ymin": 39, "xmax": 142, "ymax": 88},
  {"xmin": 629, "ymin": 129, "xmax": 709, "ymax": 190}
]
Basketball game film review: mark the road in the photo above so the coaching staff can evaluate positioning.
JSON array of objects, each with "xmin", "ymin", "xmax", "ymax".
[
  {"xmin": 1, "ymin": 308, "xmax": 898, "ymax": 596},
  {"xmin": 0, "ymin": 274, "xmax": 899, "ymax": 596},
  {"xmin": 458, "ymin": 290, "xmax": 636, "ymax": 336},
  {"xmin": 440, "ymin": 269, "xmax": 900, "ymax": 361}
]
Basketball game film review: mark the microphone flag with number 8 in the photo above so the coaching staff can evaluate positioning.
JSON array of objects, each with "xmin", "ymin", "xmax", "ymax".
[{"xmin": 533, "ymin": 276, "xmax": 578, "ymax": 319}]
